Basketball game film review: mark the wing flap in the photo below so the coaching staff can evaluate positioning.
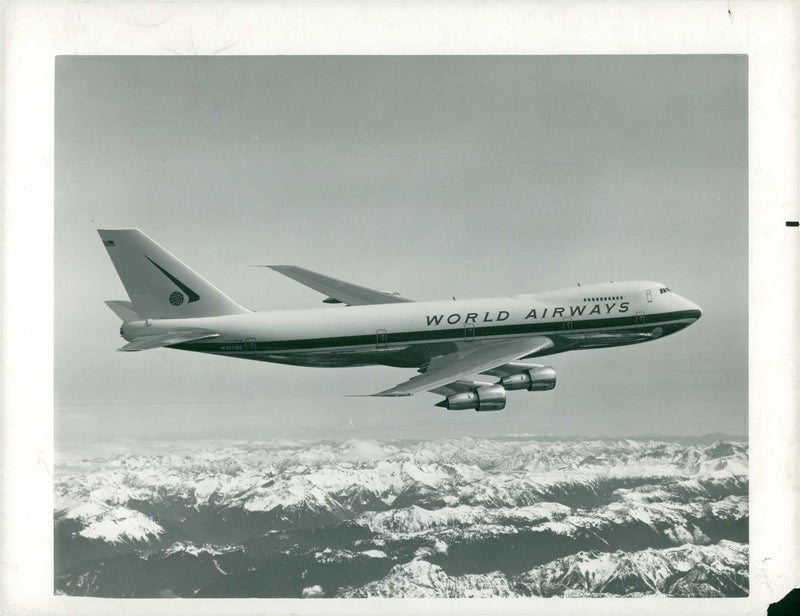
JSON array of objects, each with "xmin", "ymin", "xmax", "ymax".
[
  {"xmin": 481, "ymin": 361, "xmax": 546, "ymax": 378},
  {"xmin": 266, "ymin": 265, "xmax": 414, "ymax": 305},
  {"xmin": 118, "ymin": 329, "xmax": 219, "ymax": 352},
  {"xmin": 429, "ymin": 379, "xmax": 495, "ymax": 397},
  {"xmin": 374, "ymin": 336, "xmax": 553, "ymax": 396}
]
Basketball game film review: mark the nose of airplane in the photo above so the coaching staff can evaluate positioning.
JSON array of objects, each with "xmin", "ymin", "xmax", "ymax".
[{"xmin": 685, "ymin": 298, "xmax": 702, "ymax": 321}]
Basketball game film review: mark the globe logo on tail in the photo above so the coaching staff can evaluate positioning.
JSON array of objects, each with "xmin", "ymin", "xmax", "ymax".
[{"xmin": 145, "ymin": 256, "xmax": 201, "ymax": 304}]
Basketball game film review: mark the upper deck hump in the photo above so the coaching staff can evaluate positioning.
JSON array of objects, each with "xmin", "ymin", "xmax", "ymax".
[{"xmin": 513, "ymin": 280, "xmax": 659, "ymax": 302}]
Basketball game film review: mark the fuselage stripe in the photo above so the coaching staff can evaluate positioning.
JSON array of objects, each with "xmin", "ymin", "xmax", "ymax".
[{"xmin": 173, "ymin": 309, "xmax": 699, "ymax": 354}]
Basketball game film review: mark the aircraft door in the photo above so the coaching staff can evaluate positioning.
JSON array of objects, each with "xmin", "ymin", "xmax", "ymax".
[
  {"xmin": 465, "ymin": 323, "xmax": 475, "ymax": 342},
  {"xmin": 636, "ymin": 311, "xmax": 646, "ymax": 325},
  {"xmin": 245, "ymin": 338, "xmax": 256, "ymax": 353},
  {"xmin": 563, "ymin": 317, "xmax": 573, "ymax": 331},
  {"xmin": 376, "ymin": 329, "xmax": 388, "ymax": 348}
]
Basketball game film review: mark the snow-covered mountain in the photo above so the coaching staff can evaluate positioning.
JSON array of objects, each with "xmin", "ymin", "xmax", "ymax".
[
  {"xmin": 55, "ymin": 436, "xmax": 748, "ymax": 598},
  {"xmin": 339, "ymin": 541, "xmax": 748, "ymax": 598}
]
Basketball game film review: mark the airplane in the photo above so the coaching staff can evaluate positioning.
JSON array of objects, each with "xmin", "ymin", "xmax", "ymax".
[{"xmin": 98, "ymin": 229, "xmax": 702, "ymax": 411}]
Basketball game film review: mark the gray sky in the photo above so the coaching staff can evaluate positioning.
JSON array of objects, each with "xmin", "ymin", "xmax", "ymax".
[{"xmin": 55, "ymin": 56, "xmax": 747, "ymax": 448}]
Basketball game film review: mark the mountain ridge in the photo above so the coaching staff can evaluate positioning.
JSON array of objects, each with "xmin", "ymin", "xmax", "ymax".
[{"xmin": 55, "ymin": 436, "xmax": 748, "ymax": 597}]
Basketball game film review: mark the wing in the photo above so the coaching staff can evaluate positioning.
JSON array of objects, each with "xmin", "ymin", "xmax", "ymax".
[
  {"xmin": 374, "ymin": 336, "xmax": 553, "ymax": 396},
  {"xmin": 117, "ymin": 329, "xmax": 219, "ymax": 352},
  {"xmin": 264, "ymin": 265, "xmax": 414, "ymax": 305}
]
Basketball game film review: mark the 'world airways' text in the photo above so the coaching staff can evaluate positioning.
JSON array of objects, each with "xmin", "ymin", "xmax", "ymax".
[{"xmin": 425, "ymin": 302, "xmax": 631, "ymax": 326}]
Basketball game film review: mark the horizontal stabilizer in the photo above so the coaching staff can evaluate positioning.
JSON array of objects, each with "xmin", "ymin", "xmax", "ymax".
[
  {"xmin": 105, "ymin": 300, "xmax": 139, "ymax": 321},
  {"xmin": 118, "ymin": 329, "xmax": 219, "ymax": 352}
]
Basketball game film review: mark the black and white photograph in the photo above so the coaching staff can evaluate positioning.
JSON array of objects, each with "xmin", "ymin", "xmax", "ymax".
[
  {"xmin": 2, "ymin": 2, "xmax": 798, "ymax": 615},
  {"xmin": 53, "ymin": 55, "xmax": 748, "ymax": 599}
]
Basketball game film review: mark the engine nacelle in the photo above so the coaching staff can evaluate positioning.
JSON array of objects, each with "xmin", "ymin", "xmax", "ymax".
[
  {"xmin": 500, "ymin": 366, "xmax": 556, "ymax": 391},
  {"xmin": 435, "ymin": 384, "xmax": 506, "ymax": 412}
]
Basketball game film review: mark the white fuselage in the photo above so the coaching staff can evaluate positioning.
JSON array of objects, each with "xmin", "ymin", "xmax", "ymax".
[{"xmin": 119, "ymin": 280, "xmax": 702, "ymax": 369}]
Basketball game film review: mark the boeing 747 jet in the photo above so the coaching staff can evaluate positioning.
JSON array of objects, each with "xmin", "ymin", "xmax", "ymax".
[{"xmin": 99, "ymin": 229, "xmax": 702, "ymax": 411}]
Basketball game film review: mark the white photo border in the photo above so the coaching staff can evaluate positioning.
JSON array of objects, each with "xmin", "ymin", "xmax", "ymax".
[{"xmin": 3, "ymin": 1, "xmax": 798, "ymax": 614}]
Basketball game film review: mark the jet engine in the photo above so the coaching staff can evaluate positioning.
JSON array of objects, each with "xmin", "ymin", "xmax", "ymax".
[
  {"xmin": 500, "ymin": 366, "xmax": 556, "ymax": 391},
  {"xmin": 435, "ymin": 384, "xmax": 506, "ymax": 411}
]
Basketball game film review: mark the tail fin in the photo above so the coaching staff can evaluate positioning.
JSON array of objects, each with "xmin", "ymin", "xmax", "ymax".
[{"xmin": 98, "ymin": 229, "xmax": 250, "ymax": 319}]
